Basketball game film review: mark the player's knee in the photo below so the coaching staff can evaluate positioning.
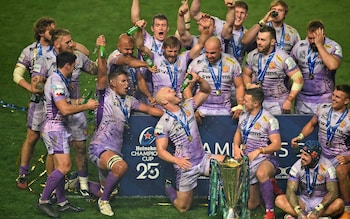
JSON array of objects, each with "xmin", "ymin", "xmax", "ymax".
[
  {"xmin": 108, "ymin": 155, "xmax": 128, "ymax": 176},
  {"xmin": 175, "ymin": 204, "xmax": 190, "ymax": 213},
  {"xmin": 256, "ymin": 171, "xmax": 270, "ymax": 182},
  {"xmin": 336, "ymin": 165, "xmax": 349, "ymax": 180},
  {"xmin": 58, "ymin": 162, "xmax": 72, "ymax": 175},
  {"xmin": 26, "ymin": 130, "xmax": 40, "ymax": 144},
  {"xmin": 274, "ymin": 194, "xmax": 286, "ymax": 209}
]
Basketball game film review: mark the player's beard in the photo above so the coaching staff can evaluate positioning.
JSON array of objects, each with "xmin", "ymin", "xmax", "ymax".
[
  {"xmin": 257, "ymin": 44, "xmax": 270, "ymax": 54},
  {"xmin": 310, "ymin": 43, "xmax": 318, "ymax": 52},
  {"xmin": 165, "ymin": 55, "xmax": 177, "ymax": 64}
]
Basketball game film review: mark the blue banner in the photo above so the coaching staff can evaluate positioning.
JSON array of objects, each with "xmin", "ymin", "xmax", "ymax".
[{"xmin": 118, "ymin": 115, "xmax": 317, "ymax": 196}]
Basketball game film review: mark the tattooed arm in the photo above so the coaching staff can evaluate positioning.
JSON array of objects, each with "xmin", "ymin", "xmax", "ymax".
[
  {"xmin": 285, "ymin": 179, "xmax": 300, "ymax": 210},
  {"xmin": 314, "ymin": 180, "xmax": 339, "ymax": 216}
]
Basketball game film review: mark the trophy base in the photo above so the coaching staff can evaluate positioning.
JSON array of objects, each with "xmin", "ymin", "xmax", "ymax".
[{"xmin": 225, "ymin": 208, "xmax": 239, "ymax": 219}]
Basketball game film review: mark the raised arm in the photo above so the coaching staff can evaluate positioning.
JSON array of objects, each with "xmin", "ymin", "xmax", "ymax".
[
  {"xmin": 134, "ymin": 20, "xmax": 153, "ymax": 58},
  {"xmin": 131, "ymin": 0, "xmax": 141, "ymax": 24},
  {"xmin": 73, "ymin": 41, "xmax": 90, "ymax": 57},
  {"xmin": 176, "ymin": 0, "xmax": 193, "ymax": 48},
  {"xmin": 189, "ymin": 14, "xmax": 214, "ymax": 59},
  {"xmin": 221, "ymin": 2, "xmax": 235, "ymax": 40},
  {"xmin": 314, "ymin": 28, "xmax": 342, "ymax": 71},
  {"xmin": 96, "ymin": 35, "xmax": 108, "ymax": 90},
  {"xmin": 191, "ymin": 72, "xmax": 211, "ymax": 108},
  {"xmin": 241, "ymin": 10, "xmax": 274, "ymax": 45},
  {"xmin": 189, "ymin": 0, "xmax": 205, "ymax": 21}
]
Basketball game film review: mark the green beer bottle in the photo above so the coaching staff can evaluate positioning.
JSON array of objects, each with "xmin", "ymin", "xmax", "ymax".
[
  {"xmin": 142, "ymin": 54, "xmax": 154, "ymax": 67},
  {"xmin": 126, "ymin": 25, "xmax": 140, "ymax": 36},
  {"xmin": 180, "ymin": 74, "xmax": 193, "ymax": 92}
]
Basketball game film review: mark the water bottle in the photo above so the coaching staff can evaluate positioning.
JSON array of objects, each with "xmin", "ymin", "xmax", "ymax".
[
  {"xmin": 180, "ymin": 74, "xmax": 193, "ymax": 92},
  {"xmin": 142, "ymin": 54, "xmax": 154, "ymax": 67},
  {"xmin": 126, "ymin": 25, "xmax": 140, "ymax": 36},
  {"xmin": 81, "ymin": 91, "xmax": 92, "ymax": 104}
]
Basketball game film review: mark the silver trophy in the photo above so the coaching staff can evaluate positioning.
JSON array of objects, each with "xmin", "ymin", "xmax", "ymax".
[{"xmin": 219, "ymin": 158, "xmax": 245, "ymax": 219}]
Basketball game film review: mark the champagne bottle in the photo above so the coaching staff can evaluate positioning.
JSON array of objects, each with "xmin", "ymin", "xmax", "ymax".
[
  {"xmin": 180, "ymin": 74, "xmax": 193, "ymax": 92},
  {"xmin": 142, "ymin": 54, "xmax": 154, "ymax": 67},
  {"xmin": 126, "ymin": 25, "xmax": 140, "ymax": 36},
  {"xmin": 81, "ymin": 91, "xmax": 92, "ymax": 104}
]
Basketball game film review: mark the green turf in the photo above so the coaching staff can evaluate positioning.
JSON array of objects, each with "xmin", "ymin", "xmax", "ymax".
[{"xmin": 1, "ymin": 0, "xmax": 349, "ymax": 218}]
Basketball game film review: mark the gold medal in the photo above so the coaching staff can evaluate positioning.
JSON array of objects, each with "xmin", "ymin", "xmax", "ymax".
[
  {"xmin": 256, "ymin": 81, "xmax": 262, "ymax": 87},
  {"xmin": 125, "ymin": 124, "xmax": 130, "ymax": 129},
  {"xmin": 188, "ymin": 135, "xmax": 193, "ymax": 142},
  {"xmin": 326, "ymin": 141, "xmax": 331, "ymax": 147},
  {"xmin": 309, "ymin": 74, "xmax": 314, "ymax": 80},
  {"xmin": 216, "ymin": 89, "xmax": 222, "ymax": 96}
]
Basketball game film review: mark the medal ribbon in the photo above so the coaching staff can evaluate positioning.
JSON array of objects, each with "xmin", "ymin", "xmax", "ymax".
[
  {"xmin": 326, "ymin": 108, "xmax": 348, "ymax": 143},
  {"xmin": 116, "ymin": 95, "xmax": 129, "ymax": 125},
  {"xmin": 152, "ymin": 37, "xmax": 162, "ymax": 55},
  {"xmin": 165, "ymin": 107, "xmax": 191, "ymax": 138},
  {"xmin": 268, "ymin": 22, "xmax": 285, "ymax": 49},
  {"xmin": 230, "ymin": 27, "xmax": 244, "ymax": 59},
  {"xmin": 127, "ymin": 67, "xmax": 137, "ymax": 87},
  {"xmin": 206, "ymin": 58, "xmax": 222, "ymax": 92},
  {"xmin": 307, "ymin": 46, "xmax": 318, "ymax": 78},
  {"xmin": 257, "ymin": 48, "xmax": 275, "ymax": 83},
  {"xmin": 305, "ymin": 165, "xmax": 319, "ymax": 196},
  {"xmin": 165, "ymin": 59, "xmax": 178, "ymax": 90},
  {"xmin": 56, "ymin": 69, "xmax": 71, "ymax": 90},
  {"xmin": 36, "ymin": 42, "xmax": 43, "ymax": 59},
  {"xmin": 33, "ymin": 42, "xmax": 53, "ymax": 66},
  {"xmin": 242, "ymin": 108, "xmax": 263, "ymax": 144}
]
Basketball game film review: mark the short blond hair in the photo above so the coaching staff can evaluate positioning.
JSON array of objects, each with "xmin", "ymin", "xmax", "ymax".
[{"xmin": 270, "ymin": 0, "xmax": 288, "ymax": 13}]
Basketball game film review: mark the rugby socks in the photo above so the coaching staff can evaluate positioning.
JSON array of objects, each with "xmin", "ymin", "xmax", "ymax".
[
  {"xmin": 40, "ymin": 169, "xmax": 65, "ymax": 201},
  {"xmin": 165, "ymin": 184, "xmax": 177, "ymax": 203},
  {"xmin": 19, "ymin": 165, "xmax": 29, "ymax": 175},
  {"xmin": 88, "ymin": 181, "xmax": 102, "ymax": 197},
  {"xmin": 260, "ymin": 179, "xmax": 274, "ymax": 210},
  {"xmin": 101, "ymin": 172, "xmax": 119, "ymax": 201},
  {"xmin": 78, "ymin": 171, "xmax": 89, "ymax": 191},
  {"xmin": 344, "ymin": 202, "xmax": 350, "ymax": 212},
  {"xmin": 55, "ymin": 176, "xmax": 66, "ymax": 204},
  {"xmin": 79, "ymin": 177, "xmax": 89, "ymax": 191}
]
